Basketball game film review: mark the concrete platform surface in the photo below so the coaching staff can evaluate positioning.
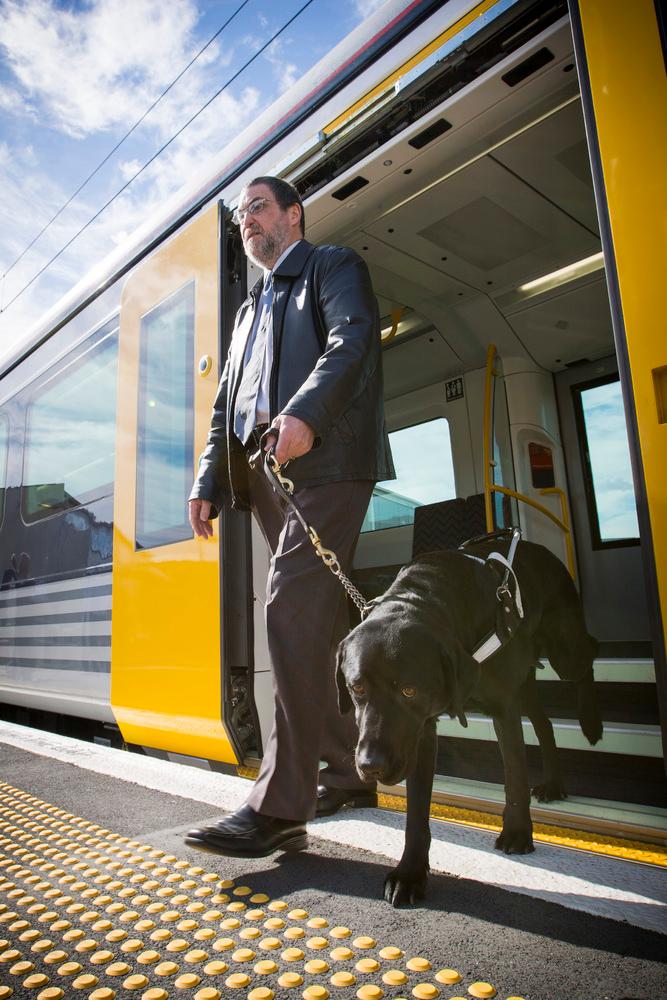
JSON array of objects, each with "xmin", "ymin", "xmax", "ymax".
[{"xmin": 0, "ymin": 722, "xmax": 666, "ymax": 1000}]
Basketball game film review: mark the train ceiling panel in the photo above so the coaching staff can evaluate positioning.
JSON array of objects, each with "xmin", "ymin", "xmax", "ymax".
[
  {"xmin": 491, "ymin": 100, "xmax": 599, "ymax": 234},
  {"xmin": 346, "ymin": 233, "xmax": 485, "ymax": 367},
  {"xmin": 382, "ymin": 329, "xmax": 463, "ymax": 400},
  {"xmin": 346, "ymin": 232, "xmax": 465, "ymax": 302},
  {"xmin": 363, "ymin": 154, "xmax": 600, "ymax": 294},
  {"xmin": 504, "ymin": 276, "xmax": 614, "ymax": 369}
]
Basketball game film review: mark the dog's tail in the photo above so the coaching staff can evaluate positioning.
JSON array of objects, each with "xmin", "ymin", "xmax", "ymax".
[{"xmin": 576, "ymin": 668, "xmax": 603, "ymax": 745}]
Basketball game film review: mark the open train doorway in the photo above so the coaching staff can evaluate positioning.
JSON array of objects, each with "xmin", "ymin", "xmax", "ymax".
[{"xmin": 292, "ymin": 5, "xmax": 665, "ymax": 837}]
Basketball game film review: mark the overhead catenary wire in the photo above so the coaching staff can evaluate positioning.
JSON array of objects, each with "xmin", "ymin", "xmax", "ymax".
[
  {"xmin": 1, "ymin": 0, "xmax": 316, "ymax": 317},
  {"xmin": 1, "ymin": 0, "xmax": 251, "ymax": 285}
]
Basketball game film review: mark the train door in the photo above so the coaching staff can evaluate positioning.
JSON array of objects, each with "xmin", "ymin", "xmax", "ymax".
[
  {"xmin": 111, "ymin": 201, "xmax": 238, "ymax": 764},
  {"xmin": 570, "ymin": 0, "xmax": 667, "ymax": 766}
]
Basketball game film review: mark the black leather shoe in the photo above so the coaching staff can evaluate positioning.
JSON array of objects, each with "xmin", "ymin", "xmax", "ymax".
[
  {"xmin": 185, "ymin": 804, "xmax": 307, "ymax": 858},
  {"xmin": 315, "ymin": 785, "xmax": 378, "ymax": 817}
]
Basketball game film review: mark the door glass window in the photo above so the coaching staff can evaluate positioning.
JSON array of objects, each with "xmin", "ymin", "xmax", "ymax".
[
  {"xmin": 22, "ymin": 333, "xmax": 118, "ymax": 522},
  {"xmin": 362, "ymin": 417, "xmax": 455, "ymax": 532},
  {"xmin": 576, "ymin": 377, "xmax": 639, "ymax": 544},
  {"xmin": 136, "ymin": 282, "xmax": 194, "ymax": 549},
  {"xmin": 0, "ymin": 414, "xmax": 7, "ymax": 527}
]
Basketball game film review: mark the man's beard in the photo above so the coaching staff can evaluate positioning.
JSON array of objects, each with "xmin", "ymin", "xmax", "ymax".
[{"xmin": 243, "ymin": 223, "xmax": 289, "ymax": 269}]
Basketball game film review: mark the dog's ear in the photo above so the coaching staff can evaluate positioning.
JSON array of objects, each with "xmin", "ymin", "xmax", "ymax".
[
  {"xmin": 335, "ymin": 644, "xmax": 353, "ymax": 715},
  {"xmin": 441, "ymin": 640, "xmax": 480, "ymax": 728}
]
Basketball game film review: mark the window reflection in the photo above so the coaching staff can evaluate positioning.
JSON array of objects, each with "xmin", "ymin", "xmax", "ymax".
[
  {"xmin": 362, "ymin": 417, "xmax": 455, "ymax": 532},
  {"xmin": 0, "ymin": 414, "xmax": 7, "ymax": 527},
  {"xmin": 579, "ymin": 379, "xmax": 639, "ymax": 543},
  {"xmin": 136, "ymin": 282, "xmax": 194, "ymax": 549},
  {"xmin": 22, "ymin": 334, "xmax": 118, "ymax": 522}
]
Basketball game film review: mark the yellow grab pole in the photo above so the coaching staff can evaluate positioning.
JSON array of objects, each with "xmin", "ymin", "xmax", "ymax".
[{"xmin": 482, "ymin": 344, "xmax": 497, "ymax": 532}]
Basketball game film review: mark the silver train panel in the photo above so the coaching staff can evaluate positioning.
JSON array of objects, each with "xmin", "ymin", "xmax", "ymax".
[{"xmin": 0, "ymin": 571, "xmax": 113, "ymax": 722}]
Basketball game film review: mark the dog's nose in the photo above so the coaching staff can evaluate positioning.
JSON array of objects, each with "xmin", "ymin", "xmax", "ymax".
[
  {"xmin": 359, "ymin": 764, "xmax": 384, "ymax": 781},
  {"xmin": 356, "ymin": 748, "xmax": 387, "ymax": 781}
]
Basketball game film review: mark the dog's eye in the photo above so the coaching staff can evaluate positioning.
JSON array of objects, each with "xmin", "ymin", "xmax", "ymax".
[
  {"xmin": 351, "ymin": 683, "xmax": 365, "ymax": 696},
  {"xmin": 402, "ymin": 686, "xmax": 417, "ymax": 698}
]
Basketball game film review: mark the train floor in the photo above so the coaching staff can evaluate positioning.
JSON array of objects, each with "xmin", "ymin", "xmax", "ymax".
[{"xmin": 0, "ymin": 722, "xmax": 665, "ymax": 1000}]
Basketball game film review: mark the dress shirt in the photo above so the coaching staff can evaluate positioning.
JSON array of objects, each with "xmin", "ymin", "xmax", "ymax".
[{"xmin": 247, "ymin": 239, "xmax": 303, "ymax": 426}]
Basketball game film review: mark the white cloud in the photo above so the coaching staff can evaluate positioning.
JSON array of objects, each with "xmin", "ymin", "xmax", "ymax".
[
  {"xmin": 0, "ymin": 0, "xmax": 263, "ymax": 351},
  {"xmin": 0, "ymin": 72, "xmax": 262, "ymax": 350},
  {"xmin": 264, "ymin": 37, "xmax": 299, "ymax": 94},
  {"xmin": 0, "ymin": 0, "xmax": 205, "ymax": 138},
  {"xmin": 118, "ymin": 159, "xmax": 142, "ymax": 182},
  {"xmin": 354, "ymin": 0, "xmax": 388, "ymax": 18},
  {"xmin": 0, "ymin": 0, "xmax": 381, "ymax": 357},
  {"xmin": 0, "ymin": 82, "xmax": 34, "ymax": 117}
]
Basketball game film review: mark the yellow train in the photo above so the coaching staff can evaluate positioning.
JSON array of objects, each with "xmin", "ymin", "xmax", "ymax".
[{"xmin": 0, "ymin": 0, "xmax": 664, "ymax": 842}]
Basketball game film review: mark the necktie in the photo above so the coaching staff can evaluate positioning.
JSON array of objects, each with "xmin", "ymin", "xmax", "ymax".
[{"xmin": 234, "ymin": 274, "xmax": 274, "ymax": 445}]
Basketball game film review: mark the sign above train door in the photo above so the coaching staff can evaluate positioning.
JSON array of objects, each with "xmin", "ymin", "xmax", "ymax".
[{"xmin": 111, "ymin": 201, "xmax": 237, "ymax": 765}]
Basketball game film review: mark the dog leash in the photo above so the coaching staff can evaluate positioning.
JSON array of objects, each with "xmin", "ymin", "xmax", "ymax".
[
  {"xmin": 249, "ymin": 433, "xmax": 372, "ymax": 618},
  {"xmin": 249, "ymin": 432, "xmax": 524, "ymax": 646}
]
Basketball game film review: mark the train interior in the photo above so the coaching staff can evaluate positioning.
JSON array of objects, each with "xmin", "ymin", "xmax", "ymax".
[{"xmin": 246, "ymin": 14, "xmax": 665, "ymax": 832}]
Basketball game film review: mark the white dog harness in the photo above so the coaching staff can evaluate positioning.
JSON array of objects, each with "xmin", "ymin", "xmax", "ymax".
[{"xmin": 459, "ymin": 528, "xmax": 525, "ymax": 663}]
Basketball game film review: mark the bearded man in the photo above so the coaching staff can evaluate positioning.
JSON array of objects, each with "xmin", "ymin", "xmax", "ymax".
[{"xmin": 186, "ymin": 175, "xmax": 394, "ymax": 857}]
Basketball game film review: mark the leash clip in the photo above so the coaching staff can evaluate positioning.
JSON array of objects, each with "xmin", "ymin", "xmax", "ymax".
[{"xmin": 496, "ymin": 582, "xmax": 513, "ymax": 604}]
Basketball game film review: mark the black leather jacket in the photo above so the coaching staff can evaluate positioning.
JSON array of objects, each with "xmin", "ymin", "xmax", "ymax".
[{"xmin": 190, "ymin": 240, "xmax": 395, "ymax": 512}]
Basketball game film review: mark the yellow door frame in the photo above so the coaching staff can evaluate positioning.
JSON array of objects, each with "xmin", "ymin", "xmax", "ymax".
[{"xmin": 570, "ymin": 0, "xmax": 667, "ymax": 761}]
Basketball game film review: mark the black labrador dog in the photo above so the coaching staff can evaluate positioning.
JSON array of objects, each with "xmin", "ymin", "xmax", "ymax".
[{"xmin": 336, "ymin": 538, "xmax": 602, "ymax": 906}]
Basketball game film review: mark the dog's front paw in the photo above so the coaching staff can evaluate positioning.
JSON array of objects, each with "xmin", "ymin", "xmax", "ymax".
[
  {"xmin": 383, "ymin": 865, "xmax": 428, "ymax": 906},
  {"xmin": 532, "ymin": 779, "xmax": 567, "ymax": 803},
  {"xmin": 495, "ymin": 826, "xmax": 535, "ymax": 854}
]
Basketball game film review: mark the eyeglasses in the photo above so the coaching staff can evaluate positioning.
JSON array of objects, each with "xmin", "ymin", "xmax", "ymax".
[{"xmin": 232, "ymin": 197, "xmax": 276, "ymax": 227}]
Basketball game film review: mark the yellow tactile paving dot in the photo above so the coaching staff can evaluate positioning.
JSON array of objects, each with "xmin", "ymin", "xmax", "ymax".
[
  {"xmin": 357, "ymin": 985, "xmax": 384, "ymax": 999},
  {"xmin": 0, "ymin": 782, "xmax": 522, "ymax": 1000},
  {"xmin": 435, "ymin": 967, "xmax": 462, "ymax": 984},
  {"xmin": 330, "ymin": 969, "xmax": 356, "ymax": 987},
  {"xmin": 382, "ymin": 969, "xmax": 408, "ymax": 986},
  {"xmin": 407, "ymin": 956, "xmax": 432, "ymax": 972},
  {"xmin": 356, "ymin": 957, "xmax": 381, "ymax": 973},
  {"xmin": 412, "ymin": 983, "xmax": 440, "ymax": 998},
  {"xmin": 304, "ymin": 959, "xmax": 329, "ymax": 974},
  {"xmin": 468, "ymin": 983, "xmax": 497, "ymax": 998}
]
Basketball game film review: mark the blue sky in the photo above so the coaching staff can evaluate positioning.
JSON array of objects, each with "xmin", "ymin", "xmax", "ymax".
[
  {"xmin": 0, "ymin": 0, "xmax": 385, "ymax": 360},
  {"xmin": 580, "ymin": 380, "xmax": 639, "ymax": 541}
]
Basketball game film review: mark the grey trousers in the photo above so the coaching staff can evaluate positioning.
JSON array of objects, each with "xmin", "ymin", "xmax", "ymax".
[{"xmin": 245, "ymin": 466, "xmax": 375, "ymax": 821}]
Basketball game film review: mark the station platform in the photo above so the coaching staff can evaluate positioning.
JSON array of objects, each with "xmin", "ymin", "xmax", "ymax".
[{"xmin": 0, "ymin": 721, "xmax": 665, "ymax": 1000}]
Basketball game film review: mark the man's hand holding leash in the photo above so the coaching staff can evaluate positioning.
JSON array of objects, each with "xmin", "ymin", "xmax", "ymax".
[
  {"xmin": 266, "ymin": 414, "xmax": 314, "ymax": 464},
  {"xmin": 189, "ymin": 414, "xmax": 314, "ymax": 537}
]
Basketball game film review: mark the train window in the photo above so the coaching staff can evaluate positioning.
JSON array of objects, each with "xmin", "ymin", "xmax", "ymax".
[
  {"xmin": 573, "ymin": 375, "xmax": 640, "ymax": 546},
  {"xmin": 0, "ymin": 414, "xmax": 7, "ymax": 527},
  {"xmin": 136, "ymin": 282, "xmax": 194, "ymax": 549},
  {"xmin": 22, "ymin": 333, "xmax": 118, "ymax": 523},
  {"xmin": 361, "ymin": 417, "xmax": 455, "ymax": 532}
]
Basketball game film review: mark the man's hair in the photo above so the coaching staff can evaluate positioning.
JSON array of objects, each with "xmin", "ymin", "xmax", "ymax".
[{"xmin": 246, "ymin": 175, "xmax": 305, "ymax": 236}]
